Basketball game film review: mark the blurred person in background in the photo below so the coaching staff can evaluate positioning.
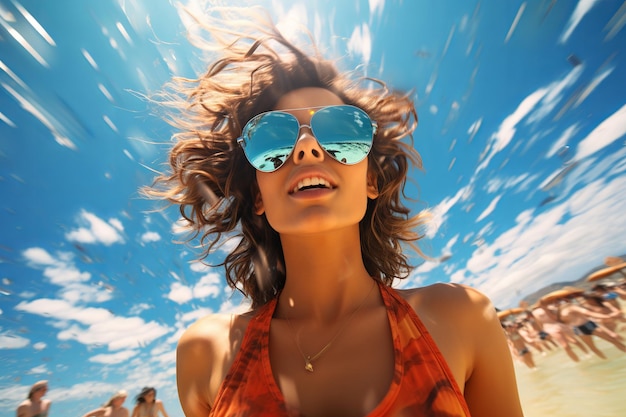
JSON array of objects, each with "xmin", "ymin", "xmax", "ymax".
[
  {"xmin": 81, "ymin": 390, "xmax": 129, "ymax": 417},
  {"xmin": 16, "ymin": 380, "xmax": 51, "ymax": 417},
  {"xmin": 131, "ymin": 387, "xmax": 169, "ymax": 417}
]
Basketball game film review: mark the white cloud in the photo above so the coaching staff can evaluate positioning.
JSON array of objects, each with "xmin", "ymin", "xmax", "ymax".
[
  {"xmin": 58, "ymin": 317, "xmax": 171, "ymax": 351},
  {"xmin": 65, "ymin": 210, "xmax": 124, "ymax": 246},
  {"xmin": 275, "ymin": 3, "xmax": 309, "ymax": 42},
  {"xmin": 467, "ymin": 117, "xmax": 482, "ymax": 143},
  {"xmin": 43, "ymin": 265, "xmax": 91, "ymax": 285},
  {"xmin": 546, "ymin": 124, "xmax": 578, "ymax": 158},
  {"xmin": 0, "ymin": 332, "xmax": 29, "ymax": 349},
  {"xmin": 90, "ymin": 349, "xmax": 139, "ymax": 364},
  {"xmin": 347, "ymin": 23, "xmax": 372, "ymax": 65},
  {"xmin": 575, "ymin": 66, "xmax": 614, "ymax": 107},
  {"xmin": 129, "ymin": 303, "xmax": 152, "ymax": 315},
  {"xmin": 15, "ymin": 298, "xmax": 172, "ymax": 350},
  {"xmin": 559, "ymin": 0, "xmax": 601, "ymax": 44},
  {"xmin": 574, "ymin": 103, "xmax": 626, "ymax": 161},
  {"xmin": 33, "ymin": 342, "xmax": 47, "ymax": 350},
  {"xmin": 527, "ymin": 65, "xmax": 583, "ymax": 124},
  {"xmin": 369, "ymin": 0, "xmax": 385, "ymax": 19},
  {"xmin": 167, "ymin": 272, "xmax": 221, "ymax": 304},
  {"xmin": 60, "ymin": 283, "xmax": 112, "ymax": 304},
  {"xmin": 193, "ymin": 273, "xmax": 221, "ymax": 299},
  {"xmin": 28, "ymin": 365, "xmax": 48, "ymax": 374},
  {"xmin": 167, "ymin": 282, "xmax": 193, "ymax": 304},
  {"xmin": 504, "ymin": 2, "xmax": 526, "ymax": 43},
  {"xmin": 22, "ymin": 247, "xmax": 56, "ymax": 265},
  {"xmin": 476, "ymin": 195, "xmax": 502, "ymax": 223},
  {"xmin": 477, "ymin": 88, "xmax": 546, "ymax": 173},
  {"xmin": 454, "ymin": 174, "xmax": 626, "ymax": 308},
  {"xmin": 16, "ymin": 298, "xmax": 114, "ymax": 324},
  {"xmin": 141, "ymin": 231, "xmax": 161, "ymax": 243},
  {"xmin": 442, "ymin": 234, "xmax": 459, "ymax": 255},
  {"xmin": 425, "ymin": 186, "xmax": 471, "ymax": 238},
  {"xmin": 485, "ymin": 174, "xmax": 529, "ymax": 194}
]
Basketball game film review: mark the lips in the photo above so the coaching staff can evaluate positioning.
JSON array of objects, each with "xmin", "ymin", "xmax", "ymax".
[
  {"xmin": 288, "ymin": 173, "xmax": 337, "ymax": 194},
  {"xmin": 291, "ymin": 176, "xmax": 332, "ymax": 193}
]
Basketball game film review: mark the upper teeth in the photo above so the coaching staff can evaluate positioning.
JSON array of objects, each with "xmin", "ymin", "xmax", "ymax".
[{"xmin": 293, "ymin": 177, "xmax": 330, "ymax": 193}]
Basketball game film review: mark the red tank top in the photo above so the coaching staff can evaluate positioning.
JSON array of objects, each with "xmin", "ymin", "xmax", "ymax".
[{"xmin": 210, "ymin": 282, "xmax": 471, "ymax": 416}]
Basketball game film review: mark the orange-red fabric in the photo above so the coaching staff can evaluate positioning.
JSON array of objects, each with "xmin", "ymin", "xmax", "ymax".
[{"xmin": 210, "ymin": 282, "xmax": 471, "ymax": 416}]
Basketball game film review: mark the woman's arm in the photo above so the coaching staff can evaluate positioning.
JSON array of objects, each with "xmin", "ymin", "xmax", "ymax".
[
  {"xmin": 80, "ymin": 408, "xmax": 105, "ymax": 417},
  {"xmin": 176, "ymin": 316, "xmax": 224, "ymax": 417},
  {"xmin": 572, "ymin": 304, "xmax": 621, "ymax": 320},
  {"xmin": 156, "ymin": 400, "xmax": 170, "ymax": 417},
  {"xmin": 460, "ymin": 288, "xmax": 525, "ymax": 417}
]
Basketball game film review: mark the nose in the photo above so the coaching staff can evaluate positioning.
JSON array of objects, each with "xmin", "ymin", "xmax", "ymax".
[{"xmin": 292, "ymin": 127, "xmax": 325, "ymax": 165}]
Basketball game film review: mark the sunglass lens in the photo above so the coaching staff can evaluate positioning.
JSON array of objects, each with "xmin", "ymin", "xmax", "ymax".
[
  {"xmin": 312, "ymin": 106, "xmax": 373, "ymax": 164},
  {"xmin": 242, "ymin": 112, "xmax": 299, "ymax": 172}
]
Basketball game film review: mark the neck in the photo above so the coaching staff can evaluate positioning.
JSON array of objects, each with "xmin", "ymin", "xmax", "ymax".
[{"xmin": 276, "ymin": 227, "xmax": 376, "ymax": 322}]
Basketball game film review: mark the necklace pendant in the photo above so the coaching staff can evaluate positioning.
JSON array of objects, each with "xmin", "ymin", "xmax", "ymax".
[{"xmin": 305, "ymin": 357, "xmax": 314, "ymax": 372}]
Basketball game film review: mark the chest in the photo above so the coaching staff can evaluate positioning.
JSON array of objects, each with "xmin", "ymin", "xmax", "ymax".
[{"xmin": 268, "ymin": 307, "xmax": 395, "ymax": 417}]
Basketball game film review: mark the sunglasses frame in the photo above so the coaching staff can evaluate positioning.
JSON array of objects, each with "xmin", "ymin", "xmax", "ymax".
[{"xmin": 237, "ymin": 104, "xmax": 378, "ymax": 172}]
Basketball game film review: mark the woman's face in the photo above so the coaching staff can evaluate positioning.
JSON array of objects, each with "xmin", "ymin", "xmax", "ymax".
[
  {"xmin": 254, "ymin": 87, "xmax": 378, "ymax": 236},
  {"xmin": 143, "ymin": 390, "xmax": 155, "ymax": 403},
  {"xmin": 112, "ymin": 396, "xmax": 126, "ymax": 407}
]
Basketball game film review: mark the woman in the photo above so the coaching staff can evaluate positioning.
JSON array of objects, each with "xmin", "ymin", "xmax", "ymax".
[
  {"xmin": 557, "ymin": 297, "xmax": 626, "ymax": 358},
  {"xmin": 532, "ymin": 299, "xmax": 589, "ymax": 362},
  {"xmin": 130, "ymin": 387, "xmax": 169, "ymax": 417},
  {"xmin": 150, "ymin": 7, "xmax": 522, "ymax": 417},
  {"xmin": 81, "ymin": 390, "xmax": 129, "ymax": 417},
  {"xmin": 16, "ymin": 380, "xmax": 51, "ymax": 417}
]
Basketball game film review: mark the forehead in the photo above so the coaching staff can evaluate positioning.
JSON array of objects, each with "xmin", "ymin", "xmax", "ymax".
[{"xmin": 274, "ymin": 87, "xmax": 344, "ymax": 118}]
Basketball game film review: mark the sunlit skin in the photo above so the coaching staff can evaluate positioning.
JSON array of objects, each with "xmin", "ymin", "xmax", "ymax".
[
  {"xmin": 80, "ymin": 394, "xmax": 129, "ymax": 417},
  {"xmin": 130, "ymin": 389, "xmax": 169, "ymax": 417},
  {"xmin": 16, "ymin": 382, "xmax": 51, "ymax": 417},
  {"xmin": 176, "ymin": 87, "xmax": 523, "ymax": 417}
]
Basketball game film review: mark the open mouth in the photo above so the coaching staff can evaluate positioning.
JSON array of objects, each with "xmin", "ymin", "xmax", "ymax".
[{"xmin": 291, "ymin": 177, "xmax": 334, "ymax": 194}]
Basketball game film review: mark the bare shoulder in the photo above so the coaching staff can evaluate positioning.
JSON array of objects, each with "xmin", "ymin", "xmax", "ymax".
[
  {"xmin": 398, "ymin": 283, "xmax": 523, "ymax": 416},
  {"xmin": 398, "ymin": 282, "xmax": 496, "ymax": 322},
  {"xmin": 16, "ymin": 401, "xmax": 29, "ymax": 417},
  {"xmin": 176, "ymin": 309, "xmax": 255, "ymax": 415},
  {"xmin": 178, "ymin": 309, "xmax": 255, "ymax": 356}
]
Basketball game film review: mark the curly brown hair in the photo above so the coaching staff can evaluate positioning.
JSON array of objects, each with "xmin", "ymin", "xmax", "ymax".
[{"xmin": 146, "ymin": 7, "xmax": 427, "ymax": 308}]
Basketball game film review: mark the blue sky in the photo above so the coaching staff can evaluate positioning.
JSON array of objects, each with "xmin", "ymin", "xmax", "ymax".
[{"xmin": 1, "ymin": 0, "xmax": 625, "ymax": 416}]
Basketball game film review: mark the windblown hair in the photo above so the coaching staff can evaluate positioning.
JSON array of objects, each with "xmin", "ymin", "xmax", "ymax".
[
  {"xmin": 28, "ymin": 380, "xmax": 47, "ymax": 399},
  {"xmin": 105, "ymin": 390, "xmax": 127, "ymax": 407},
  {"xmin": 135, "ymin": 387, "xmax": 156, "ymax": 404},
  {"xmin": 147, "ymin": 7, "xmax": 427, "ymax": 308}
]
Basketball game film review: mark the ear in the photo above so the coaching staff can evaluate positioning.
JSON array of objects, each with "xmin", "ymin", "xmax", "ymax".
[
  {"xmin": 366, "ymin": 170, "xmax": 379, "ymax": 199},
  {"xmin": 254, "ymin": 191, "xmax": 265, "ymax": 215}
]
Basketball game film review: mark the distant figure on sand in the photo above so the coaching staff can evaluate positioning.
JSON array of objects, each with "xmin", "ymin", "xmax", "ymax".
[
  {"xmin": 81, "ymin": 390, "xmax": 129, "ymax": 417},
  {"xmin": 531, "ymin": 302, "xmax": 589, "ymax": 362},
  {"xmin": 556, "ymin": 298, "xmax": 626, "ymax": 359},
  {"xmin": 503, "ymin": 322, "xmax": 536, "ymax": 369},
  {"xmin": 16, "ymin": 380, "xmax": 51, "ymax": 417},
  {"xmin": 131, "ymin": 387, "xmax": 169, "ymax": 417},
  {"xmin": 518, "ymin": 314, "xmax": 558, "ymax": 353}
]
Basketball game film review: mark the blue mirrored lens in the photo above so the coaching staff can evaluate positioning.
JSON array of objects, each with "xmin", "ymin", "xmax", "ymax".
[
  {"xmin": 241, "ymin": 112, "xmax": 299, "ymax": 172},
  {"xmin": 312, "ymin": 106, "xmax": 373, "ymax": 165}
]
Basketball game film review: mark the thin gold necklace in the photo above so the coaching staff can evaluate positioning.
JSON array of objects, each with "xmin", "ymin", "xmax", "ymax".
[{"xmin": 285, "ymin": 280, "xmax": 376, "ymax": 373}]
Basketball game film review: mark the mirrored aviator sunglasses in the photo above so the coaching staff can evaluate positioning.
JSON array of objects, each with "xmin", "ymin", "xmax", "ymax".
[{"xmin": 237, "ymin": 105, "xmax": 377, "ymax": 172}]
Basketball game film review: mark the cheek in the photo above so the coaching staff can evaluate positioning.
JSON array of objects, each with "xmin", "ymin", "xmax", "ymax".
[{"xmin": 255, "ymin": 173, "xmax": 283, "ymax": 227}]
